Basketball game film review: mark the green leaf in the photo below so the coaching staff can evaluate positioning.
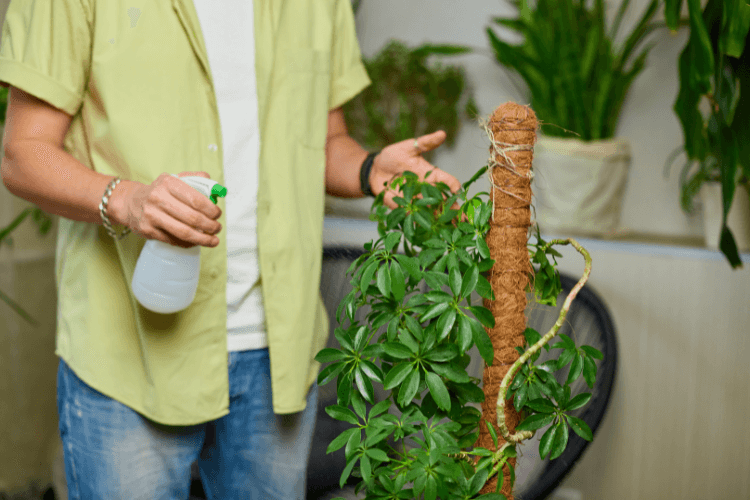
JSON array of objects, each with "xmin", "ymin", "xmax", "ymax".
[
  {"xmin": 581, "ymin": 345, "xmax": 603, "ymax": 359},
  {"xmin": 377, "ymin": 263, "xmax": 392, "ymax": 298},
  {"xmin": 425, "ymin": 290, "xmax": 453, "ymax": 303},
  {"xmin": 385, "ymin": 232, "xmax": 401, "ymax": 252},
  {"xmin": 487, "ymin": 422, "xmax": 499, "ymax": 449},
  {"xmin": 420, "ymin": 302, "xmax": 451, "ymax": 322},
  {"xmin": 325, "ymin": 405, "xmax": 360, "ymax": 425},
  {"xmin": 423, "ymin": 344, "xmax": 459, "ymax": 362},
  {"xmin": 449, "ymin": 266, "xmax": 462, "ymax": 296},
  {"xmin": 565, "ymin": 392, "xmax": 592, "ymax": 411},
  {"xmin": 469, "ymin": 468, "xmax": 489, "ymax": 496},
  {"xmin": 365, "ymin": 448, "xmax": 391, "ymax": 463},
  {"xmin": 470, "ymin": 317, "xmax": 494, "ymax": 365},
  {"xmin": 359, "ymin": 260, "xmax": 378, "ymax": 295},
  {"xmin": 351, "ymin": 391, "xmax": 366, "ymax": 419},
  {"xmin": 457, "ymin": 314, "xmax": 473, "ymax": 352},
  {"xmin": 436, "ymin": 309, "xmax": 457, "ymax": 342},
  {"xmin": 327, "ymin": 428, "xmax": 359, "ymax": 454},
  {"xmin": 468, "ymin": 305, "xmax": 495, "ymax": 328},
  {"xmin": 566, "ymin": 414, "xmax": 594, "ymax": 441},
  {"xmin": 525, "ymin": 397, "xmax": 556, "ymax": 414},
  {"xmin": 398, "ymin": 369, "xmax": 421, "ymax": 406},
  {"xmin": 516, "ymin": 412, "xmax": 555, "ymax": 432},
  {"xmin": 370, "ymin": 399, "xmax": 391, "ymax": 419},
  {"xmin": 384, "ymin": 363, "xmax": 414, "ymax": 390},
  {"xmin": 539, "ymin": 424, "xmax": 556, "ymax": 459},
  {"xmin": 513, "ymin": 382, "xmax": 528, "ymax": 411},
  {"xmin": 382, "ymin": 342, "xmax": 413, "ymax": 359},
  {"xmin": 425, "ymin": 476, "xmax": 437, "ymax": 500},
  {"xmin": 394, "ymin": 253, "xmax": 422, "ymax": 280},
  {"xmin": 425, "ymin": 371, "xmax": 451, "ymax": 411},
  {"xmin": 337, "ymin": 372, "xmax": 352, "ymax": 406},
  {"xmin": 315, "ymin": 348, "xmax": 347, "ymax": 364},
  {"xmin": 476, "ymin": 237, "xmax": 491, "ymax": 259},
  {"xmin": 550, "ymin": 420, "xmax": 570, "ymax": 460},
  {"xmin": 359, "ymin": 359, "xmax": 383, "ymax": 384},
  {"xmin": 460, "ymin": 265, "xmax": 479, "ymax": 298},
  {"xmin": 355, "ymin": 368, "xmax": 375, "ymax": 403},
  {"xmin": 582, "ymin": 355, "xmax": 598, "ymax": 389},
  {"xmin": 339, "ymin": 456, "xmax": 357, "ymax": 489},
  {"xmin": 428, "ymin": 361, "xmax": 470, "ymax": 383},
  {"xmin": 317, "ymin": 362, "xmax": 346, "ymax": 386},
  {"xmin": 567, "ymin": 352, "xmax": 584, "ymax": 385},
  {"xmin": 345, "ymin": 429, "xmax": 361, "ymax": 459},
  {"xmin": 360, "ymin": 453, "xmax": 372, "ymax": 484},
  {"xmin": 390, "ymin": 261, "xmax": 406, "ymax": 301}
]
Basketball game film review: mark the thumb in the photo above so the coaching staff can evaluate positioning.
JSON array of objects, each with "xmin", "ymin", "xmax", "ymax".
[{"xmin": 416, "ymin": 130, "xmax": 447, "ymax": 154}]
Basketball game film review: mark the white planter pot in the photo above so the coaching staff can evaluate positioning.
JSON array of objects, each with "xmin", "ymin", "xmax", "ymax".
[
  {"xmin": 700, "ymin": 183, "xmax": 750, "ymax": 252},
  {"xmin": 532, "ymin": 136, "xmax": 631, "ymax": 235}
]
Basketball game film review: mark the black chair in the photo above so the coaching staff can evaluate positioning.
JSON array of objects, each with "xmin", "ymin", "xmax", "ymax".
[{"xmin": 309, "ymin": 247, "xmax": 618, "ymax": 500}]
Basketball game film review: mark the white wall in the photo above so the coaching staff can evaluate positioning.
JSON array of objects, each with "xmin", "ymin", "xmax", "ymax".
[{"xmin": 337, "ymin": 0, "xmax": 703, "ymax": 240}]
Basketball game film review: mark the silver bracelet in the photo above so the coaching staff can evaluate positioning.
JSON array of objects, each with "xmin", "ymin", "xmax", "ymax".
[{"xmin": 99, "ymin": 177, "xmax": 131, "ymax": 240}]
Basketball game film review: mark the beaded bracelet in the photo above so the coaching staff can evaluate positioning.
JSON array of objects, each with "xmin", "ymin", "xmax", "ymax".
[{"xmin": 99, "ymin": 177, "xmax": 131, "ymax": 240}]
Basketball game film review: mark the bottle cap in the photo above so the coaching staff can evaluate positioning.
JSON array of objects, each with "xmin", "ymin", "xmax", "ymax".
[{"xmin": 210, "ymin": 184, "xmax": 228, "ymax": 204}]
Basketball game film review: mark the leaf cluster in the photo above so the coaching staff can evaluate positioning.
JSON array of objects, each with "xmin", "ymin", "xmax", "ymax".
[
  {"xmin": 487, "ymin": 0, "xmax": 661, "ymax": 141},
  {"xmin": 317, "ymin": 167, "xmax": 600, "ymax": 499},
  {"xmin": 507, "ymin": 329, "xmax": 602, "ymax": 460},
  {"xmin": 666, "ymin": 0, "xmax": 750, "ymax": 268},
  {"xmin": 343, "ymin": 40, "xmax": 478, "ymax": 159}
]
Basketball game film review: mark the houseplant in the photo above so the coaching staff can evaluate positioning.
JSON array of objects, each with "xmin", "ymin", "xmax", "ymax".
[
  {"xmin": 316, "ymin": 161, "xmax": 600, "ymax": 499},
  {"xmin": 486, "ymin": 0, "xmax": 661, "ymax": 236},
  {"xmin": 665, "ymin": 0, "xmax": 750, "ymax": 268}
]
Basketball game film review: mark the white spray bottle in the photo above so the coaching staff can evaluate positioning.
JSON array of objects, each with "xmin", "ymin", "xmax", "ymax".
[{"xmin": 131, "ymin": 176, "xmax": 227, "ymax": 314}]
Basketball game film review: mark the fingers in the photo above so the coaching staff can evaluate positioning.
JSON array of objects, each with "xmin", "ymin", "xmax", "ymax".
[
  {"xmin": 415, "ymin": 130, "xmax": 447, "ymax": 153},
  {"xmin": 125, "ymin": 174, "xmax": 223, "ymax": 247},
  {"xmin": 176, "ymin": 171, "xmax": 211, "ymax": 179}
]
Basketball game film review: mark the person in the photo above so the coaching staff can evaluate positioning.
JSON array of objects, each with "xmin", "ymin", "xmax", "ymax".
[{"xmin": 0, "ymin": 0, "xmax": 460, "ymax": 498}]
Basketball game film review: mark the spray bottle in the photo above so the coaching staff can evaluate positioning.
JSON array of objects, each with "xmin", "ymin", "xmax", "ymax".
[{"xmin": 131, "ymin": 176, "xmax": 227, "ymax": 314}]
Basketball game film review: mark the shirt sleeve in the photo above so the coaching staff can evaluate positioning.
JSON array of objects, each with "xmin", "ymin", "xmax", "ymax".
[
  {"xmin": 0, "ymin": 0, "xmax": 93, "ymax": 116},
  {"xmin": 328, "ymin": 0, "xmax": 371, "ymax": 110}
]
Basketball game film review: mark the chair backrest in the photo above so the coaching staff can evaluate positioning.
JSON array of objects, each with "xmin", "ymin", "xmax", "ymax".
[{"xmin": 309, "ymin": 248, "xmax": 618, "ymax": 500}]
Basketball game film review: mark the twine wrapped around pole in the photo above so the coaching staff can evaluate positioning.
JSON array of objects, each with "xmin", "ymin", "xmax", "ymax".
[{"xmin": 476, "ymin": 103, "xmax": 537, "ymax": 497}]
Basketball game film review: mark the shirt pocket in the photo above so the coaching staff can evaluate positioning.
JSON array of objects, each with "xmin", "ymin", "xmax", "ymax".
[{"xmin": 274, "ymin": 49, "xmax": 332, "ymax": 150}]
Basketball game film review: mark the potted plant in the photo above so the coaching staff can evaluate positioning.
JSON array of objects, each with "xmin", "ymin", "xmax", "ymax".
[
  {"xmin": 316, "ymin": 103, "xmax": 601, "ymax": 499},
  {"xmin": 326, "ymin": 40, "xmax": 478, "ymax": 218},
  {"xmin": 485, "ymin": 0, "xmax": 661, "ymax": 236},
  {"xmin": 665, "ymin": 0, "xmax": 750, "ymax": 268}
]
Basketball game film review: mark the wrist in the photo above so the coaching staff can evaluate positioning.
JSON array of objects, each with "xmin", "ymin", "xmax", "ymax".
[
  {"xmin": 103, "ymin": 178, "xmax": 135, "ymax": 228},
  {"xmin": 359, "ymin": 151, "xmax": 379, "ymax": 197}
]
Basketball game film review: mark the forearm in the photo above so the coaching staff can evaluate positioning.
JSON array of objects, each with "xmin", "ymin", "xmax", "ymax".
[
  {"xmin": 324, "ymin": 130, "xmax": 369, "ymax": 198},
  {"xmin": 1, "ymin": 140, "xmax": 133, "ymax": 226}
]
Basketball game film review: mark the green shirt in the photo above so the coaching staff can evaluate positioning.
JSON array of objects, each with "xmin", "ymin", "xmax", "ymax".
[{"xmin": 0, "ymin": 0, "xmax": 370, "ymax": 424}]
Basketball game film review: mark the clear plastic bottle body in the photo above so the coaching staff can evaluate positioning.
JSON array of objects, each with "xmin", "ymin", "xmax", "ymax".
[
  {"xmin": 130, "ymin": 176, "xmax": 226, "ymax": 314},
  {"xmin": 131, "ymin": 241, "xmax": 201, "ymax": 313}
]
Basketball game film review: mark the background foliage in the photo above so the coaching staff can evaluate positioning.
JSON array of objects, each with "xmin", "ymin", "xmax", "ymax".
[
  {"xmin": 487, "ymin": 0, "xmax": 660, "ymax": 141},
  {"xmin": 343, "ymin": 41, "xmax": 478, "ymax": 160},
  {"xmin": 666, "ymin": 0, "xmax": 750, "ymax": 268}
]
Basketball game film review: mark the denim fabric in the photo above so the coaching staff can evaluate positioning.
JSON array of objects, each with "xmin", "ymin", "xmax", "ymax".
[{"xmin": 57, "ymin": 349, "xmax": 318, "ymax": 500}]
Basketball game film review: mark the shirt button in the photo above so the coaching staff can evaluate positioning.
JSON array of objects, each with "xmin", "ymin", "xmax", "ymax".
[
  {"xmin": 208, "ymin": 143, "xmax": 218, "ymax": 152},
  {"xmin": 210, "ymin": 269, "xmax": 219, "ymax": 279}
]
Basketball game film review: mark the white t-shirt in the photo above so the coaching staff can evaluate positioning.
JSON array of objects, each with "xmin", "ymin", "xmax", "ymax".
[{"xmin": 192, "ymin": 0, "xmax": 266, "ymax": 351}]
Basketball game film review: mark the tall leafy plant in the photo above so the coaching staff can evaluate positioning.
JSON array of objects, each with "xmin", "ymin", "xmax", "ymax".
[
  {"xmin": 317, "ymin": 168, "xmax": 599, "ymax": 499},
  {"xmin": 666, "ymin": 0, "xmax": 750, "ymax": 268},
  {"xmin": 487, "ymin": 0, "xmax": 660, "ymax": 141}
]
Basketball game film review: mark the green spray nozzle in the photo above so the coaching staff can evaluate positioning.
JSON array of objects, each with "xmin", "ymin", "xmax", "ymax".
[{"xmin": 210, "ymin": 184, "xmax": 227, "ymax": 204}]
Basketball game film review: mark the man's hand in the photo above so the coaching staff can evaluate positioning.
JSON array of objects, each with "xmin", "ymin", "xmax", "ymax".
[
  {"xmin": 111, "ymin": 172, "xmax": 222, "ymax": 248},
  {"xmin": 369, "ymin": 130, "xmax": 461, "ymax": 209}
]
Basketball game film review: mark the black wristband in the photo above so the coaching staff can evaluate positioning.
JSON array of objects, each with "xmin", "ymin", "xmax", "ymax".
[{"xmin": 359, "ymin": 151, "xmax": 379, "ymax": 197}]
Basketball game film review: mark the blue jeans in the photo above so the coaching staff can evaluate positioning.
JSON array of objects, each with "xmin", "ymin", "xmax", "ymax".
[{"xmin": 56, "ymin": 349, "xmax": 318, "ymax": 500}]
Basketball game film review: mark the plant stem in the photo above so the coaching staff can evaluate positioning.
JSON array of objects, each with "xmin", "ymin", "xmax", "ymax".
[{"xmin": 495, "ymin": 238, "xmax": 592, "ymax": 443}]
